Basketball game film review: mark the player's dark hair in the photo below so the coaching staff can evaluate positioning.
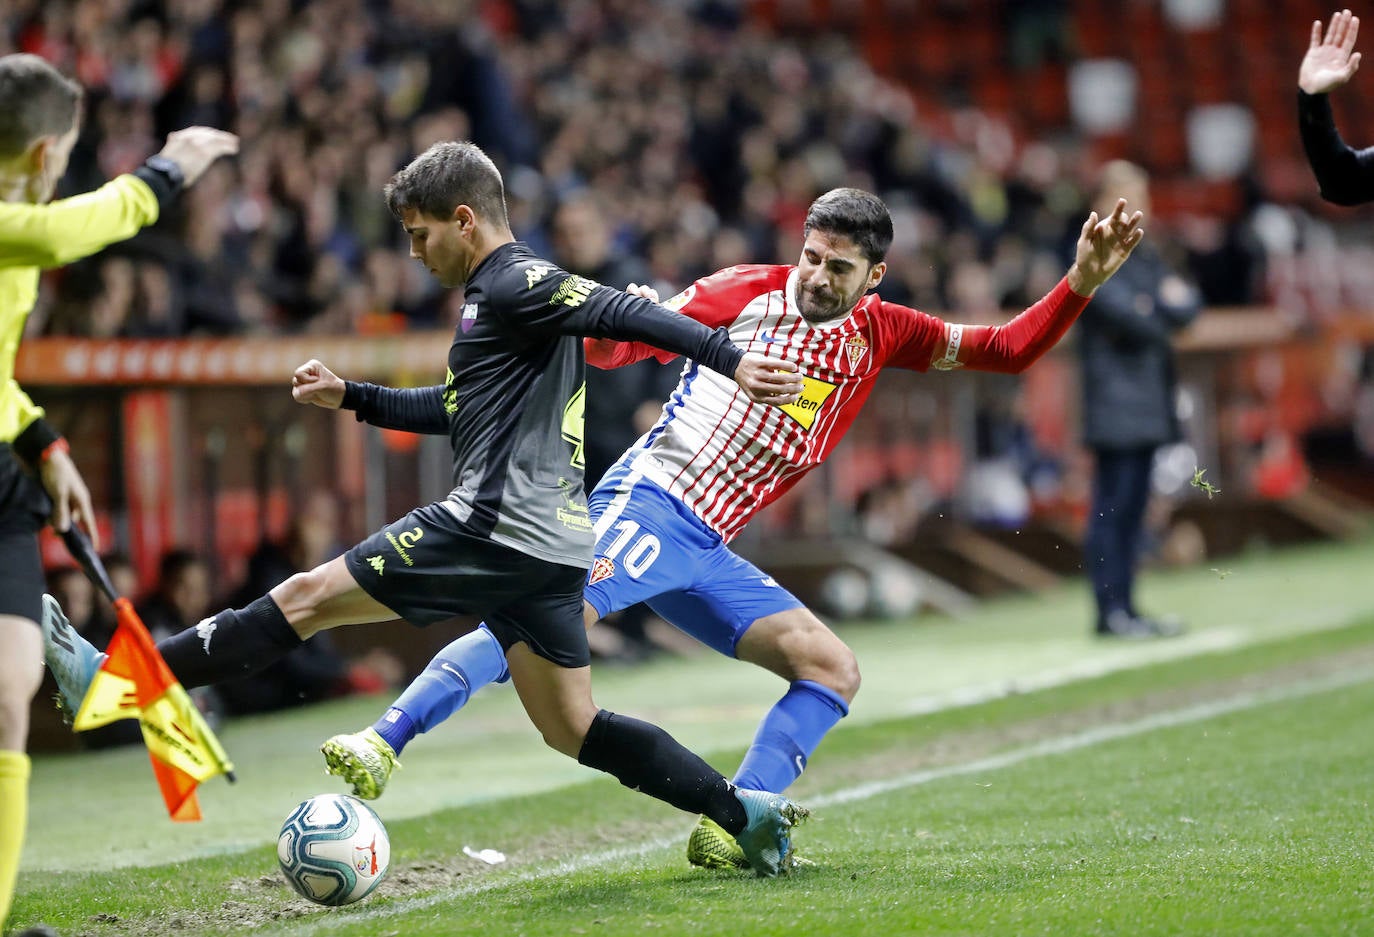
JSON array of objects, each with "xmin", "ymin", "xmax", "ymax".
[
  {"xmin": 803, "ymin": 188, "xmax": 894, "ymax": 265},
  {"xmin": 384, "ymin": 141, "xmax": 510, "ymax": 227},
  {"xmin": 0, "ymin": 54, "xmax": 83, "ymax": 159}
]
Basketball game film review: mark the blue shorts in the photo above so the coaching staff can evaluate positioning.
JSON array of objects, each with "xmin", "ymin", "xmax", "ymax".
[{"xmin": 584, "ymin": 467, "xmax": 802, "ymax": 657}]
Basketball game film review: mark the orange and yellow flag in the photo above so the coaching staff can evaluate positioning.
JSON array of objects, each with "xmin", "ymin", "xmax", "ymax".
[{"xmin": 73, "ymin": 598, "xmax": 234, "ymax": 821}]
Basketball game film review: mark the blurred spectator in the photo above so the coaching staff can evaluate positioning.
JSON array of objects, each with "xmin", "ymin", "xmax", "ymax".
[{"xmin": 1077, "ymin": 162, "xmax": 1200, "ymax": 639}]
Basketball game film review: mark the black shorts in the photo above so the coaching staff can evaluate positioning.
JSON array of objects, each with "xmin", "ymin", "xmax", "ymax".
[
  {"xmin": 0, "ymin": 448, "xmax": 49, "ymax": 623},
  {"xmin": 345, "ymin": 502, "xmax": 591, "ymax": 668}
]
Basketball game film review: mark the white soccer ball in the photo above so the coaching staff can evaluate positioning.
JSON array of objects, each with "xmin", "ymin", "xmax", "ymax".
[{"xmin": 277, "ymin": 793, "xmax": 390, "ymax": 906}]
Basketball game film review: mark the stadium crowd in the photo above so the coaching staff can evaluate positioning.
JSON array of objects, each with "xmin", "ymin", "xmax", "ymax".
[{"xmin": 2, "ymin": 0, "xmax": 1300, "ymax": 343}]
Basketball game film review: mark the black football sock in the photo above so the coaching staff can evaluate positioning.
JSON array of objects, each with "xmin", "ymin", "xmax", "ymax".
[
  {"xmin": 577, "ymin": 709, "xmax": 748, "ymax": 834},
  {"xmin": 157, "ymin": 596, "xmax": 303, "ymax": 689}
]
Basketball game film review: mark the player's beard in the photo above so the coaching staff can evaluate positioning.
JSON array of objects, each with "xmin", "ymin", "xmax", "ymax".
[{"xmin": 797, "ymin": 282, "xmax": 863, "ymax": 324}]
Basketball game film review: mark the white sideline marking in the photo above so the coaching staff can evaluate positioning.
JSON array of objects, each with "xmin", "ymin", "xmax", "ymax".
[{"xmin": 279, "ymin": 666, "xmax": 1374, "ymax": 935}]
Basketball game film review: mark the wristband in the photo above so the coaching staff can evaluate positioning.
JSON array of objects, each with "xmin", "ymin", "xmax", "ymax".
[
  {"xmin": 40, "ymin": 437, "xmax": 70, "ymax": 463},
  {"xmin": 12, "ymin": 417, "xmax": 62, "ymax": 467}
]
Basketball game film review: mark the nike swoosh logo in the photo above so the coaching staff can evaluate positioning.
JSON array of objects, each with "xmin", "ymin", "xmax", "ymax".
[
  {"xmin": 439, "ymin": 661, "xmax": 471, "ymax": 691},
  {"xmin": 761, "ymin": 332, "xmax": 777, "ymax": 343}
]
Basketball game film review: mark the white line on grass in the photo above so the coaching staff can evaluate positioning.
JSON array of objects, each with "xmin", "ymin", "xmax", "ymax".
[{"xmin": 277, "ymin": 665, "xmax": 1374, "ymax": 936}]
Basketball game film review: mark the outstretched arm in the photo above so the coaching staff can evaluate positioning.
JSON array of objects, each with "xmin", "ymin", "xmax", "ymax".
[
  {"xmin": 292, "ymin": 359, "xmax": 449, "ymax": 434},
  {"xmin": 0, "ymin": 127, "xmax": 238, "ymax": 269},
  {"xmin": 1298, "ymin": 10, "xmax": 1374, "ymax": 205},
  {"xmin": 934, "ymin": 200, "xmax": 1145, "ymax": 374}
]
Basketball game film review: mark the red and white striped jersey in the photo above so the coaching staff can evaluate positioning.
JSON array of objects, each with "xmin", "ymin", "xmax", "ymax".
[{"xmin": 585, "ymin": 264, "xmax": 948, "ymax": 542}]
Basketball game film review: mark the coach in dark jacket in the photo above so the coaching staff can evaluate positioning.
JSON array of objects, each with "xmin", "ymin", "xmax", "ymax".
[{"xmin": 1079, "ymin": 161, "xmax": 1200, "ymax": 638}]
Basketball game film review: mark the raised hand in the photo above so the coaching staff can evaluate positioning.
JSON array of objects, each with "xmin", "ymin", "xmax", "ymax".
[
  {"xmin": 154, "ymin": 127, "xmax": 240, "ymax": 187},
  {"xmin": 291, "ymin": 359, "xmax": 346, "ymax": 409},
  {"xmin": 1067, "ymin": 198, "xmax": 1145, "ymax": 296},
  {"xmin": 1300, "ymin": 10, "xmax": 1362, "ymax": 95},
  {"xmin": 734, "ymin": 353, "xmax": 802, "ymax": 406}
]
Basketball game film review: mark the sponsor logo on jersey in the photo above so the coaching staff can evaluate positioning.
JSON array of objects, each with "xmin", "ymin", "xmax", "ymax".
[
  {"xmin": 525, "ymin": 263, "xmax": 552, "ymax": 289},
  {"xmin": 550, "ymin": 275, "xmax": 598, "ymax": 308},
  {"xmin": 845, "ymin": 333, "xmax": 869, "ymax": 366},
  {"xmin": 366, "ymin": 555, "xmax": 385, "ymax": 575},
  {"xmin": 662, "ymin": 285, "xmax": 695, "ymax": 311},
  {"xmin": 384, "ymin": 527, "xmax": 423, "ymax": 566},
  {"xmin": 588, "ymin": 556, "xmax": 616, "ymax": 585},
  {"xmin": 556, "ymin": 477, "xmax": 592, "ymax": 531},
  {"xmin": 442, "ymin": 367, "xmax": 458, "ymax": 414},
  {"xmin": 460, "ymin": 303, "xmax": 479, "ymax": 333},
  {"xmin": 778, "ymin": 375, "xmax": 838, "ymax": 430}
]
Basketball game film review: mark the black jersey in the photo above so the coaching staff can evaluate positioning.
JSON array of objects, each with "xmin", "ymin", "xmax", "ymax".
[{"xmin": 343, "ymin": 241, "xmax": 743, "ymax": 568}]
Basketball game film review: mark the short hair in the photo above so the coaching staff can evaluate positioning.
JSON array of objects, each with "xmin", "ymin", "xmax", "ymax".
[
  {"xmin": 0, "ymin": 54, "xmax": 83, "ymax": 159},
  {"xmin": 803, "ymin": 188, "xmax": 894, "ymax": 265},
  {"xmin": 384, "ymin": 141, "xmax": 509, "ymax": 227}
]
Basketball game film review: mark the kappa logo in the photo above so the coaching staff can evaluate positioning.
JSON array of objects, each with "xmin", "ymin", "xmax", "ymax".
[
  {"xmin": 367, "ymin": 555, "xmax": 385, "ymax": 575},
  {"xmin": 525, "ymin": 263, "xmax": 552, "ymax": 288},
  {"xmin": 588, "ymin": 556, "xmax": 616, "ymax": 585},
  {"xmin": 195, "ymin": 616, "xmax": 217, "ymax": 654}
]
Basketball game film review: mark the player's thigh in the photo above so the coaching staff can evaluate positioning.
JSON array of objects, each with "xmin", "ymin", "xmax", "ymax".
[
  {"xmin": 0, "ymin": 615, "xmax": 43, "ymax": 748},
  {"xmin": 486, "ymin": 562, "xmax": 591, "ymax": 670},
  {"xmin": 646, "ymin": 547, "xmax": 804, "ymax": 658},
  {"xmin": 584, "ymin": 476, "xmax": 708, "ymax": 619},
  {"xmin": 339, "ymin": 503, "xmax": 542, "ymax": 633},
  {"xmin": 270, "ymin": 555, "xmax": 395, "ymax": 638}
]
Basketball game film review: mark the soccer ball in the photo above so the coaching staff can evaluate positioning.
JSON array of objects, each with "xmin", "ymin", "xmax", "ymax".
[{"xmin": 277, "ymin": 793, "xmax": 390, "ymax": 906}]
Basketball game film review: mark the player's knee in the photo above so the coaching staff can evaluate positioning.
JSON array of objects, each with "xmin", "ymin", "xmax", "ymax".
[
  {"xmin": 817, "ymin": 641, "xmax": 861, "ymax": 703},
  {"xmin": 269, "ymin": 569, "xmax": 328, "ymax": 625},
  {"xmin": 532, "ymin": 705, "xmax": 597, "ymax": 758}
]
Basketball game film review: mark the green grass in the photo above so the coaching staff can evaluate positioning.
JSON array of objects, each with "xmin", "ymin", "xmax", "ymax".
[{"xmin": 13, "ymin": 539, "xmax": 1374, "ymax": 935}]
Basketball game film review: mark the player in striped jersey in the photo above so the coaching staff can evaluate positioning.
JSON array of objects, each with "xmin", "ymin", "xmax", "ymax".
[{"xmin": 322, "ymin": 187, "xmax": 1145, "ymax": 870}]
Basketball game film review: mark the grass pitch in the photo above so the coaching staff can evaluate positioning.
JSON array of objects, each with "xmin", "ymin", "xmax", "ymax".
[{"xmin": 13, "ymin": 539, "xmax": 1374, "ymax": 935}]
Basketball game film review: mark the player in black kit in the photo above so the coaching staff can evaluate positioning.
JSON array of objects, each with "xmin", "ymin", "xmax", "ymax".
[{"xmin": 44, "ymin": 141, "xmax": 809, "ymax": 875}]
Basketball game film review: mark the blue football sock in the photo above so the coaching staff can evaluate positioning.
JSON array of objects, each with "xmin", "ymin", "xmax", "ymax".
[
  {"xmin": 371, "ymin": 624, "xmax": 509, "ymax": 756},
  {"xmin": 733, "ymin": 679, "xmax": 849, "ymax": 793}
]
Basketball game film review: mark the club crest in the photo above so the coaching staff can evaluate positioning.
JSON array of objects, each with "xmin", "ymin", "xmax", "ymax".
[
  {"xmin": 845, "ymin": 334, "xmax": 868, "ymax": 366},
  {"xmin": 588, "ymin": 557, "xmax": 615, "ymax": 585}
]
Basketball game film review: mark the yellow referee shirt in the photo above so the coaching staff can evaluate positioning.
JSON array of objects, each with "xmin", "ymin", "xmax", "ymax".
[{"xmin": 0, "ymin": 174, "xmax": 161, "ymax": 446}]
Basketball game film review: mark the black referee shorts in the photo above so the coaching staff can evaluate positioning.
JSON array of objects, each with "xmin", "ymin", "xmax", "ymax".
[
  {"xmin": 0, "ymin": 448, "xmax": 51, "ymax": 623},
  {"xmin": 345, "ymin": 502, "xmax": 591, "ymax": 668}
]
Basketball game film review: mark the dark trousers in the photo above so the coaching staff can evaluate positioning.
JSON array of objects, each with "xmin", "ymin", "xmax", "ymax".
[{"xmin": 1085, "ymin": 445, "xmax": 1156, "ymax": 628}]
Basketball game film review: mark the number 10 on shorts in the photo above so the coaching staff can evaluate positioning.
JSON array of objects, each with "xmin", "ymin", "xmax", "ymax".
[{"xmin": 601, "ymin": 521, "xmax": 661, "ymax": 578}]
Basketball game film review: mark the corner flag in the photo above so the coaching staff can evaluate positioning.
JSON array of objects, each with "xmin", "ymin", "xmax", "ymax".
[{"xmin": 62, "ymin": 529, "xmax": 235, "ymax": 821}]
